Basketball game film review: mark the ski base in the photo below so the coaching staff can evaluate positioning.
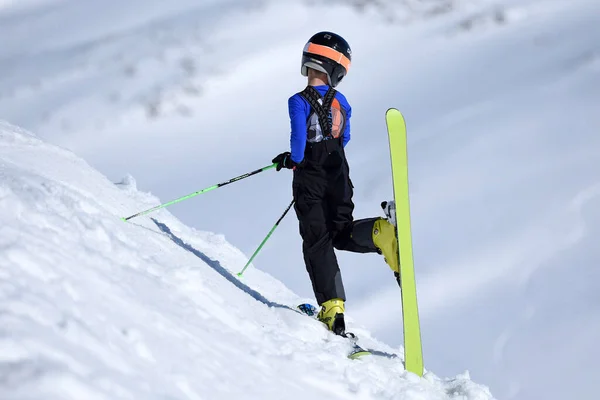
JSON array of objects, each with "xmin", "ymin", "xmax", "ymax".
[{"xmin": 385, "ymin": 108, "xmax": 424, "ymax": 376}]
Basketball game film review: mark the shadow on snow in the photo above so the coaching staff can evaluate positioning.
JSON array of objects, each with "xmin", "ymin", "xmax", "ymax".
[{"xmin": 152, "ymin": 218, "xmax": 292, "ymax": 312}]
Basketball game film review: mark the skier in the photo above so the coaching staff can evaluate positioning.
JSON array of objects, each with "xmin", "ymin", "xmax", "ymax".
[{"xmin": 272, "ymin": 32, "xmax": 399, "ymax": 336}]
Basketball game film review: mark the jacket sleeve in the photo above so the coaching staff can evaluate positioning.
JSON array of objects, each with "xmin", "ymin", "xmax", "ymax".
[
  {"xmin": 342, "ymin": 103, "xmax": 351, "ymax": 147},
  {"xmin": 288, "ymin": 95, "xmax": 307, "ymax": 163}
]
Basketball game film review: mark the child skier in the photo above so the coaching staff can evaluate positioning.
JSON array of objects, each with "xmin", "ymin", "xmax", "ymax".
[{"xmin": 272, "ymin": 32, "xmax": 399, "ymax": 336}]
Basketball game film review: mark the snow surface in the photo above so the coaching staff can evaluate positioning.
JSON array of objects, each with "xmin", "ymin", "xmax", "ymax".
[
  {"xmin": 1, "ymin": 0, "xmax": 600, "ymax": 399},
  {"xmin": 0, "ymin": 120, "xmax": 494, "ymax": 398}
]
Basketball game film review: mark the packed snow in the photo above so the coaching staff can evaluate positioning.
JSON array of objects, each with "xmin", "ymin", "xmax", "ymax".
[
  {"xmin": 0, "ymin": 121, "xmax": 494, "ymax": 398},
  {"xmin": 1, "ymin": 0, "xmax": 599, "ymax": 399}
]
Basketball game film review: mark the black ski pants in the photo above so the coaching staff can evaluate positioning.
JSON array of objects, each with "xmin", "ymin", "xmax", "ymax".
[{"xmin": 293, "ymin": 142, "xmax": 378, "ymax": 305}]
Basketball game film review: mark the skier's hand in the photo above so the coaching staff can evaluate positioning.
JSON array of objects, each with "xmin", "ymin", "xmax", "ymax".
[{"xmin": 272, "ymin": 152, "xmax": 296, "ymax": 171}]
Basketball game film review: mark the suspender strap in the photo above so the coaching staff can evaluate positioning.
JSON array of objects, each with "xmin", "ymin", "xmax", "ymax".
[{"xmin": 299, "ymin": 86, "xmax": 337, "ymax": 139}]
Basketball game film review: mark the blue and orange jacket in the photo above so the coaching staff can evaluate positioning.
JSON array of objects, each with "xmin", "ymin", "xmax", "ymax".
[{"xmin": 288, "ymin": 85, "xmax": 351, "ymax": 164}]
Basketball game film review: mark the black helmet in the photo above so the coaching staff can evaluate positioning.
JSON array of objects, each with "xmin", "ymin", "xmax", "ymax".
[{"xmin": 301, "ymin": 31, "xmax": 352, "ymax": 87}]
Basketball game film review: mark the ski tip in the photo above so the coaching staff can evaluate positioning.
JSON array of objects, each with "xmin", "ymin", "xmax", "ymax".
[
  {"xmin": 348, "ymin": 349, "xmax": 371, "ymax": 360},
  {"xmin": 385, "ymin": 108, "xmax": 405, "ymax": 119},
  {"xmin": 385, "ymin": 108, "xmax": 407, "ymax": 129},
  {"xmin": 297, "ymin": 303, "xmax": 318, "ymax": 317}
]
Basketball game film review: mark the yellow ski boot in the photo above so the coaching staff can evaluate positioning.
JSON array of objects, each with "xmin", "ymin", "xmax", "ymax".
[
  {"xmin": 372, "ymin": 218, "xmax": 400, "ymax": 273},
  {"xmin": 317, "ymin": 298, "xmax": 345, "ymax": 335}
]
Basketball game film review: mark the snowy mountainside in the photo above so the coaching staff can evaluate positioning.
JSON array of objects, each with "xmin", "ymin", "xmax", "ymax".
[
  {"xmin": 0, "ymin": 0, "xmax": 495, "ymax": 140},
  {"xmin": 0, "ymin": 120, "xmax": 494, "ymax": 399}
]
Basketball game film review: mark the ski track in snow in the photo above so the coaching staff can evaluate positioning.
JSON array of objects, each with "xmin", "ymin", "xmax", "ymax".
[{"xmin": 0, "ymin": 121, "xmax": 495, "ymax": 399}]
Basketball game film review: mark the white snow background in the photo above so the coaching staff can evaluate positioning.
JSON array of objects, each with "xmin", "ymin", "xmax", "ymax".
[{"xmin": 1, "ymin": 0, "xmax": 599, "ymax": 399}]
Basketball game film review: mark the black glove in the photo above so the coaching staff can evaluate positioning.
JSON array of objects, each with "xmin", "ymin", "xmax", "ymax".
[{"xmin": 272, "ymin": 151, "xmax": 296, "ymax": 171}]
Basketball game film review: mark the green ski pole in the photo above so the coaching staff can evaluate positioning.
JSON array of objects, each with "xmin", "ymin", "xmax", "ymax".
[
  {"xmin": 237, "ymin": 200, "xmax": 295, "ymax": 277},
  {"xmin": 122, "ymin": 163, "xmax": 277, "ymax": 221}
]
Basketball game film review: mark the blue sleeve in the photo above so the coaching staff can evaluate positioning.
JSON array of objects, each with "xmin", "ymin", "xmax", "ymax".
[
  {"xmin": 288, "ymin": 95, "xmax": 308, "ymax": 163},
  {"xmin": 343, "ymin": 103, "xmax": 351, "ymax": 147}
]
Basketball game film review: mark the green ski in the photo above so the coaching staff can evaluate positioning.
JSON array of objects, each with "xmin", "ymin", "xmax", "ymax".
[{"xmin": 385, "ymin": 108, "xmax": 424, "ymax": 377}]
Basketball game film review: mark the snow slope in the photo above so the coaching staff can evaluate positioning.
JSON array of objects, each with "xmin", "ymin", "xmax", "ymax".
[
  {"xmin": 0, "ymin": 121, "xmax": 494, "ymax": 399},
  {"xmin": 1, "ymin": 0, "xmax": 600, "ymax": 399}
]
